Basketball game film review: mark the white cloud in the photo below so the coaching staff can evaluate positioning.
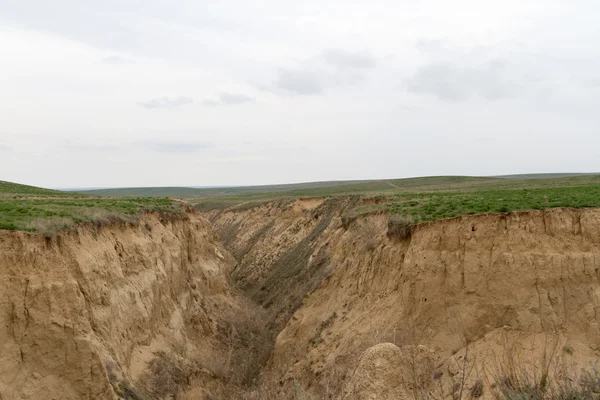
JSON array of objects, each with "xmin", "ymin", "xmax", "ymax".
[
  {"xmin": 203, "ymin": 92, "xmax": 254, "ymax": 106},
  {"xmin": 261, "ymin": 49, "xmax": 377, "ymax": 95},
  {"xmin": 138, "ymin": 96, "xmax": 194, "ymax": 109},
  {"xmin": 406, "ymin": 62, "xmax": 523, "ymax": 102},
  {"xmin": 101, "ymin": 55, "xmax": 131, "ymax": 65},
  {"xmin": 0, "ymin": 1, "xmax": 599, "ymax": 188},
  {"xmin": 135, "ymin": 140, "xmax": 212, "ymax": 152}
]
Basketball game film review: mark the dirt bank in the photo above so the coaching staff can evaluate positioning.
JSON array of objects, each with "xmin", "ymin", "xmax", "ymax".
[
  {"xmin": 3, "ymin": 201, "xmax": 600, "ymax": 399},
  {"xmin": 208, "ymin": 200, "xmax": 600, "ymax": 399},
  {"xmin": 0, "ymin": 211, "xmax": 267, "ymax": 400}
]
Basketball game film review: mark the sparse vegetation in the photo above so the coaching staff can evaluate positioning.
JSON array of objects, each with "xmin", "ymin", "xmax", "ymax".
[
  {"xmin": 470, "ymin": 379, "xmax": 484, "ymax": 398},
  {"xmin": 351, "ymin": 219, "xmax": 380, "ymax": 251},
  {"xmin": 141, "ymin": 352, "xmax": 196, "ymax": 399},
  {"xmin": 0, "ymin": 195, "xmax": 185, "ymax": 235},
  {"xmin": 386, "ymin": 185, "xmax": 600, "ymax": 223},
  {"xmin": 75, "ymin": 174, "xmax": 600, "ymax": 200},
  {"xmin": 309, "ymin": 312, "xmax": 337, "ymax": 347},
  {"xmin": 192, "ymin": 175, "xmax": 600, "ymax": 225},
  {"xmin": 6, "ymin": 175, "xmax": 600, "ymax": 236},
  {"xmin": 0, "ymin": 180, "xmax": 83, "ymax": 197},
  {"xmin": 490, "ymin": 357, "xmax": 600, "ymax": 400},
  {"xmin": 563, "ymin": 345, "xmax": 575, "ymax": 355},
  {"xmin": 387, "ymin": 214, "xmax": 414, "ymax": 240},
  {"xmin": 341, "ymin": 213, "xmax": 354, "ymax": 230}
]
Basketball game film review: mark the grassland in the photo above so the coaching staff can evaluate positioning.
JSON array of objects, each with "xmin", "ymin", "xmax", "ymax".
[
  {"xmin": 383, "ymin": 185, "xmax": 600, "ymax": 222},
  {"xmin": 0, "ymin": 181, "xmax": 184, "ymax": 235},
  {"xmin": 0, "ymin": 180, "xmax": 84, "ymax": 197},
  {"xmin": 75, "ymin": 180, "xmax": 367, "ymax": 198},
  {"xmin": 79, "ymin": 174, "xmax": 600, "ymax": 199},
  {"xmin": 3, "ymin": 174, "xmax": 600, "ymax": 234},
  {"xmin": 191, "ymin": 175, "xmax": 600, "ymax": 223}
]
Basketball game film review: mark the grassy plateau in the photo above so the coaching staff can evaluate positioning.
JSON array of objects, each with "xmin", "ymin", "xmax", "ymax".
[
  {"xmin": 2, "ymin": 174, "xmax": 600, "ymax": 234},
  {"xmin": 0, "ymin": 180, "xmax": 184, "ymax": 235},
  {"xmin": 190, "ymin": 174, "xmax": 600, "ymax": 222}
]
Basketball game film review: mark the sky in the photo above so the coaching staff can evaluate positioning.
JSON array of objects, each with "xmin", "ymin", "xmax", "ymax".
[{"xmin": 1, "ymin": 0, "xmax": 599, "ymax": 188}]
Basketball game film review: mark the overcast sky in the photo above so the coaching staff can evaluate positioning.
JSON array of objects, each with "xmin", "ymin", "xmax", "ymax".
[{"xmin": 1, "ymin": 1, "xmax": 599, "ymax": 188}]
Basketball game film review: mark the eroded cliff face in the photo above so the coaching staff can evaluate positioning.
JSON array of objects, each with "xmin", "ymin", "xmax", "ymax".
[
  {"xmin": 3, "ymin": 201, "xmax": 600, "ymax": 400},
  {"xmin": 208, "ymin": 202, "xmax": 600, "ymax": 399},
  {"xmin": 0, "ymin": 212, "xmax": 261, "ymax": 400}
]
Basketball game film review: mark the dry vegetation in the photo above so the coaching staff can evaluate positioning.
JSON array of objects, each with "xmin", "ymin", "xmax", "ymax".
[
  {"xmin": 408, "ymin": 337, "xmax": 600, "ymax": 400},
  {"xmin": 386, "ymin": 214, "xmax": 414, "ymax": 240},
  {"xmin": 0, "ymin": 196, "xmax": 185, "ymax": 236},
  {"xmin": 141, "ymin": 352, "xmax": 196, "ymax": 399},
  {"xmin": 487, "ymin": 340, "xmax": 600, "ymax": 400}
]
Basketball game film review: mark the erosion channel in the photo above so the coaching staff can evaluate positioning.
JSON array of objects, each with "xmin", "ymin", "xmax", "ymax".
[{"xmin": 2, "ymin": 198, "xmax": 600, "ymax": 399}]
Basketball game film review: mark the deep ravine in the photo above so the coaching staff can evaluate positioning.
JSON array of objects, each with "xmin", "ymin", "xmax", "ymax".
[{"xmin": 3, "ymin": 202, "xmax": 600, "ymax": 399}]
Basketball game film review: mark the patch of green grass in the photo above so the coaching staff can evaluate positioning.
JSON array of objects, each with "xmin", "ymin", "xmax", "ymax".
[
  {"xmin": 0, "ymin": 197, "xmax": 184, "ymax": 235},
  {"xmin": 193, "ymin": 176, "xmax": 600, "ymax": 225},
  {"xmin": 385, "ymin": 185, "xmax": 600, "ymax": 222},
  {"xmin": 192, "ymin": 175, "xmax": 600, "ymax": 213},
  {"xmin": 76, "ymin": 174, "xmax": 600, "ymax": 199},
  {"xmin": 5, "ymin": 175, "xmax": 600, "ymax": 234},
  {"xmin": 0, "ymin": 180, "xmax": 83, "ymax": 197}
]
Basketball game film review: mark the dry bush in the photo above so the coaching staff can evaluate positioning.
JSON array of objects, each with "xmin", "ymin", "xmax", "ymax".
[
  {"xmin": 487, "ymin": 337, "xmax": 600, "ymax": 400},
  {"xmin": 430, "ymin": 346, "xmax": 479, "ymax": 400},
  {"xmin": 348, "ymin": 220, "xmax": 380, "ymax": 252},
  {"xmin": 309, "ymin": 312, "xmax": 337, "ymax": 347},
  {"xmin": 73, "ymin": 208, "xmax": 138, "ymax": 227},
  {"xmin": 116, "ymin": 381, "xmax": 149, "ymax": 400},
  {"xmin": 28, "ymin": 217, "xmax": 75, "ymax": 237},
  {"xmin": 341, "ymin": 213, "xmax": 356, "ymax": 230},
  {"xmin": 28, "ymin": 209, "xmax": 139, "ymax": 237},
  {"xmin": 386, "ymin": 215, "xmax": 413, "ymax": 240},
  {"xmin": 470, "ymin": 379, "xmax": 484, "ymax": 398},
  {"xmin": 237, "ymin": 377, "xmax": 315, "ymax": 400},
  {"xmin": 360, "ymin": 222, "xmax": 379, "ymax": 251},
  {"xmin": 106, "ymin": 361, "xmax": 149, "ymax": 400},
  {"xmin": 141, "ymin": 351, "xmax": 198, "ymax": 399},
  {"xmin": 205, "ymin": 303, "xmax": 273, "ymax": 387}
]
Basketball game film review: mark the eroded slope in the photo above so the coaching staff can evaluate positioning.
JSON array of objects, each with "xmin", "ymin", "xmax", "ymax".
[
  {"xmin": 3, "ymin": 199, "xmax": 600, "ymax": 399},
  {"xmin": 209, "ymin": 201, "xmax": 600, "ymax": 399},
  {"xmin": 0, "ymin": 212, "xmax": 264, "ymax": 400}
]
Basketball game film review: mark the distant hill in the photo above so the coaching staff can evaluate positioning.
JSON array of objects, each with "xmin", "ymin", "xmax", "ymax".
[
  {"xmin": 74, "ymin": 177, "xmax": 501, "ymax": 198},
  {"xmin": 493, "ymin": 173, "xmax": 599, "ymax": 180},
  {"xmin": 6, "ymin": 173, "xmax": 600, "ymax": 200},
  {"xmin": 4, "ymin": 174, "xmax": 600, "ymax": 234},
  {"xmin": 74, "ymin": 180, "xmax": 365, "ymax": 198},
  {"xmin": 0, "ymin": 180, "xmax": 80, "ymax": 197},
  {"xmin": 74, "ymin": 174, "xmax": 600, "ymax": 199}
]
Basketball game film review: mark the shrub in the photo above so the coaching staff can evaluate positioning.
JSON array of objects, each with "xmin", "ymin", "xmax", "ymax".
[
  {"xmin": 489, "ymin": 339, "xmax": 600, "ymax": 400},
  {"xmin": 341, "ymin": 213, "xmax": 355, "ymax": 230},
  {"xmin": 142, "ymin": 352, "xmax": 193, "ymax": 399},
  {"xmin": 387, "ymin": 215, "xmax": 413, "ymax": 240},
  {"xmin": 27, "ymin": 217, "xmax": 75, "ymax": 237},
  {"xmin": 563, "ymin": 345, "xmax": 574, "ymax": 355},
  {"xmin": 470, "ymin": 379, "xmax": 484, "ymax": 398}
]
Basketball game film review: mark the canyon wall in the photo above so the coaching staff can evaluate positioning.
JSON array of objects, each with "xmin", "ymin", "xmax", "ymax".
[
  {"xmin": 3, "ymin": 200, "xmax": 600, "ymax": 399},
  {"xmin": 208, "ymin": 201, "xmax": 600, "ymax": 398},
  {"xmin": 0, "ymin": 212, "xmax": 255, "ymax": 400}
]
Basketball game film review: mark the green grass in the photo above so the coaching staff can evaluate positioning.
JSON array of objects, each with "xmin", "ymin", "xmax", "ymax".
[
  {"xmin": 4, "ymin": 174, "xmax": 600, "ymax": 234},
  {"xmin": 75, "ymin": 181, "xmax": 368, "ymax": 198},
  {"xmin": 0, "ymin": 197, "xmax": 184, "ymax": 234},
  {"xmin": 385, "ymin": 185, "xmax": 600, "ymax": 222},
  {"xmin": 74, "ymin": 174, "xmax": 600, "ymax": 199},
  {"xmin": 193, "ymin": 175, "xmax": 600, "ymax": 225},
  {"xmin": 0, "ymin": 181, "xmax": 186, "ymax": 235},
  {"xmin": 0, "ymin": 180, "xmax": 83, "ymax": 197}
]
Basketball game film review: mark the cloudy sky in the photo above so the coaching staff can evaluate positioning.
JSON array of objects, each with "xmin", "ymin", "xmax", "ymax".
[{"xmin": 1, "ymin": 0, "xmax": 599, "ymax": 188}]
